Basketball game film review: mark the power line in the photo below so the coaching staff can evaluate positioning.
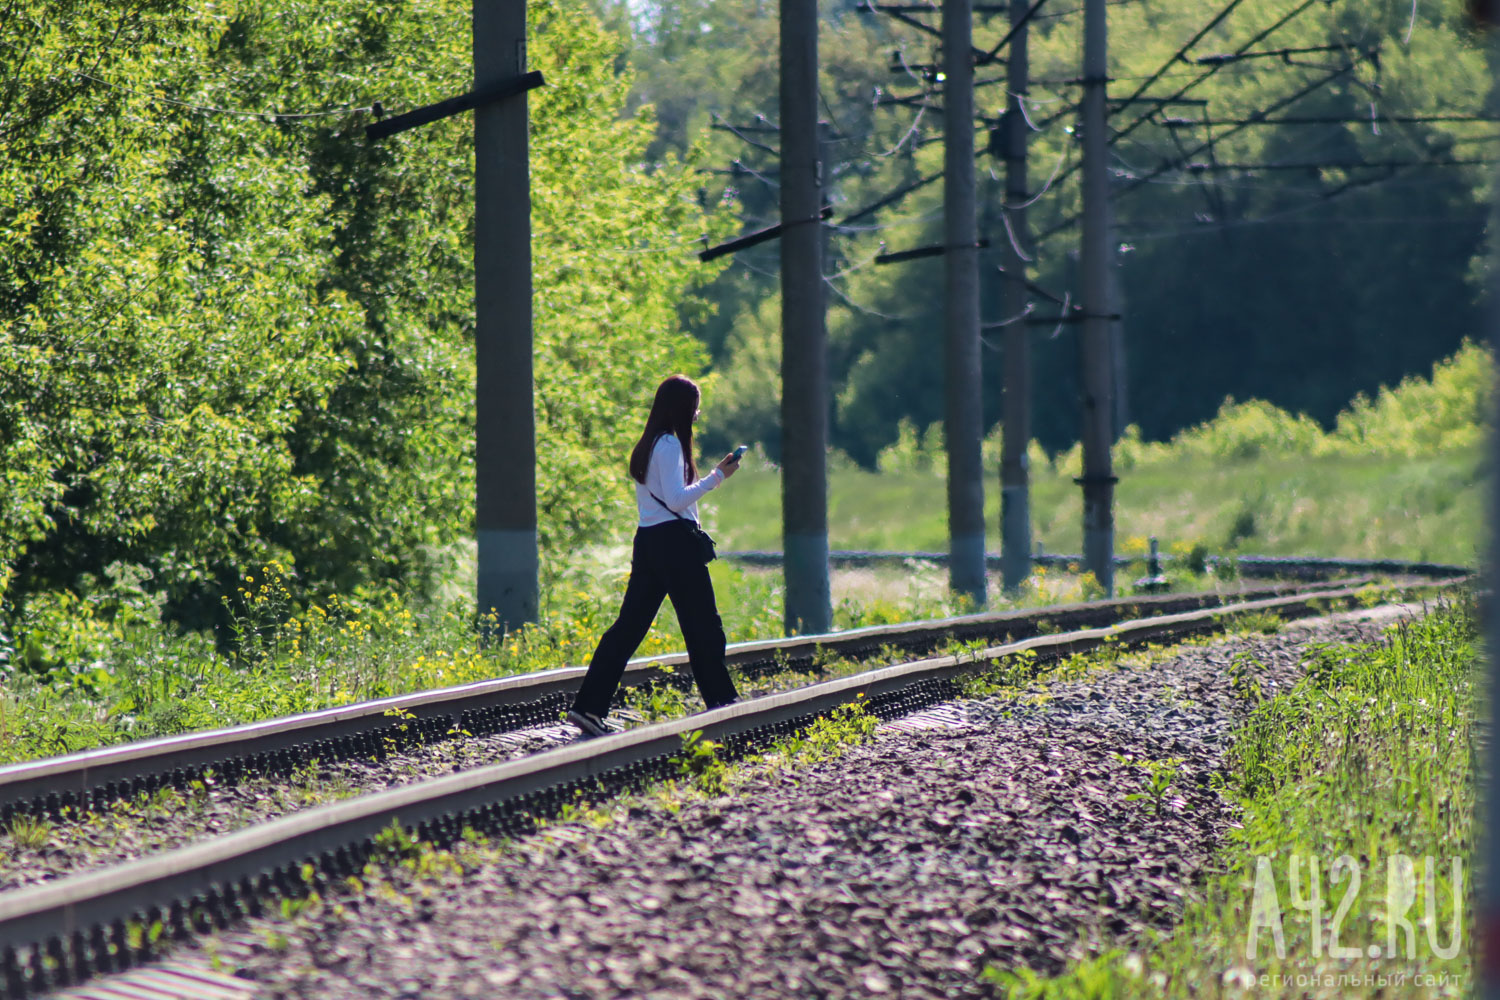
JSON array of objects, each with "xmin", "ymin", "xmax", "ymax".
[
  {"xmin": 822, "ymin": 274, "xmax": 930, "ymax": 321},
  {"xmin": 1175, "ymin": 157, "xmax": 1496, "ymax": 172},
  {"xmin": 1193, "ymin": 42, "xmax": 1353, "ymax": 65},
  {"xmin": 1112, "ymin": 0, "xmax": 1330, "ymax": 146},
  {"xmin": 856, "ymin": 1, "xmax": 995, "ymax": 60},
  {"xmin": 1160, "ymin": 113, "xmax": 1500, "ymax": 127},
  {"xmin": 977, "ymin": 0, "xmax": 1054, "ymax": 67},
  {"xmin": 1039, "ymin": 0, "xmax": 1336, "ymax": 199},
  {"xmin": 1115, "ymin": 52, "xmax": 1377, "ymax": 196},
  {"xmin": 1117, "ymin": 165, "xmax": 1487, "ymax": 240},
  {"xmin": 1032, "ymin": 51, "xmax": 1379, "ymax": 243},
  {"xmin": 711, "ymin": 115, "xmax": 779, "ymax": 155},
  {"xmin": 1112, "ymin": 0, "xmax": 1250, "ymax": 120},
  {"xmin": 835, "ymin": 171, "xmax": 944, "ymax": 227}
]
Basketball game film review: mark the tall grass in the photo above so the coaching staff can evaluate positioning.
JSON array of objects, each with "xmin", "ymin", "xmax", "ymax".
[
  {"xmin": 713, "ymin": 449, "xmax": 1482, "ymax": 565},
  {"xmin": 713, "ymin": 341, "xmax": 1488, "ymax": 565},
  {"xmin": 987, "ymin": 597, "xmax": 1476, "ymax": 998},
  {"xmin": 0, "ymin": 560, "xmax": 755, "ymax": 765},
  {"xmin": 0, "ymin": 554, "xmax": 1003, "ymax": 766}
]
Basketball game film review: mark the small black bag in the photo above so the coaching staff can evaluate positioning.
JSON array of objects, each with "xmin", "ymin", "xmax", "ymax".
[{"xmin": 649, "ymin": 491, "xmax": 718, "ymax": 564}]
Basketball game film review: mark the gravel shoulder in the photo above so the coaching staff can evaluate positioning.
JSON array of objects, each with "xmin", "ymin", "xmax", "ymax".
[{"xmin": 157, "ymin": 605, "xmax": 1412, "ymax": 1000}]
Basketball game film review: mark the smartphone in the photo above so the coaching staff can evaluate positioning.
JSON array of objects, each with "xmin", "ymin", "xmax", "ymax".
[{"xmin": 731, "ymin": 444, "xmax": 749, "ymax": 461}]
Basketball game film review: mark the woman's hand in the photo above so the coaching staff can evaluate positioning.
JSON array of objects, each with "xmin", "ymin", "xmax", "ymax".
[{"xmin": 715, "ymin": 452, "xmax": 741, "ymax": 480}]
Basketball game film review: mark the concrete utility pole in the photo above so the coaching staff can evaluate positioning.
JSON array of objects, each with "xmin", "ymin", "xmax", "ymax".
[
  {"xmin": 1486, "ymin": 177, "xmax": 1500, "ymax": 1000},
  {"xmin": 1079, "ymin": 0, "xmax": 1115, "ymax": 594},
  {"xmin": 1110, "ymin": 231, "xmax": 1128, "ymax": 439},
  {"xmin": 1483, "ymin": 19, "xmax": 1500, "ymax": 998},
  {"xmin": 943, "ymin": 0, "xmax": 988, "ymax": 608},
  {"xmin": 780, "ymin": 0, "xmax": 832, "ymax": 635},
  {"xmin": 474, "ymin": 0, "xmax": 539, "ymax": 633},
  {"xmin": 999, "ymin": 0, "xmax": 1032, "ymax": 595}
]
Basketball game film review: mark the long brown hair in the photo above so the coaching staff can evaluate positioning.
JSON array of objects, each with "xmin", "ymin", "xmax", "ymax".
[{"xmin": 629, "ymin": 375, "xmax": 700, "ymax": 485}]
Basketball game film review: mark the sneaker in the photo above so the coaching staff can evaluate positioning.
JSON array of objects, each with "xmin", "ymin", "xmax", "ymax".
[{"xmin": 567, "ymin": 709, "xmax": 615, "ymax": 738}]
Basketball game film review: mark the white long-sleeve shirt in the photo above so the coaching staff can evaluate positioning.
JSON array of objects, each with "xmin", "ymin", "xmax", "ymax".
[{"xmin": 637, "ymin": 433, "xmax": 723, "ymax": 527}]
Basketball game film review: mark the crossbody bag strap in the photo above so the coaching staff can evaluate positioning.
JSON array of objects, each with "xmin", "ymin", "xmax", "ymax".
[{"xmin": 648, "ymin": 490, "xmax": 695, "ymax": 524}]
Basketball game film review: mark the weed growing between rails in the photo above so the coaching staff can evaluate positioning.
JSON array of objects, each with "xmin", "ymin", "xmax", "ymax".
[{"xmin": 984, "ymin": 596, "xmax": 1476, "ymax": 999}]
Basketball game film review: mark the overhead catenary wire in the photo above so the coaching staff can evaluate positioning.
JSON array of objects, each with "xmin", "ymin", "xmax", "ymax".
[
  {"xmin": 822, "ymin": 273, "xmax": 930, "ymax": 321},
  {"xmin": 711, "ymin": 114, "xmax": 780, "ymax": 155},
  {"xmin": 1117, "ymin": 166, "xmax": 1487, "ymax": 241},
  {"xmin": 1115, "ymin": 52, "xmax": 1378, "ymax": 196},
  {"xmin": 976, "ymin": 0, "xmax": 1055, "ymax": 67},
  {"xmin": 1174, "ymin": 156, "xmax": 1497, "ymax": 172},
  {"xmin": 1031, "ymin": 51, "xmax": 1380, "ymax": 243},
  {"xmin": 835, "ymin": 171, "xmax": 945, "ymax": 227},
  {"xmin": 1035, "ymin": 0, "xmax": 1335, "ymax": 201},
  {"xmin": 1160, "ymin": 113, "xmax": 1500, "ymax": 127},
  {"xmin": 857, "ymin": 0, "xmax": 995, "ymax": 61},
  {"xmin": 1111, "ymin": 0, "xmax": 1331, "ymax": 147},
  {"xmin": 1193, "ymin": 42, "xmax": 1353, "ymax": 65}
]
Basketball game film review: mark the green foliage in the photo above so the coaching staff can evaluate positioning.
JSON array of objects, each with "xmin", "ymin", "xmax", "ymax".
[
  {"xmin": 5, "ymin": 813, "xmax": 54, "ymax": 852},
  {"xmin": 875, "ymin": 419, "xmax": 945, "ymax": 476},
  {"xmin": 705, "ymin": 293, "xmax": 786, "ymax": 457},
  {"xmin": 714, "ymin": 346, "xmax": 1488, "ymax": 568},
  {"xmin": 1112, "ymin": 753, "xmax": 1183, "ymax": 815},
  {"xmin": 5, "ymin": 553, "xmax": 992, "ymax": 764},
  {"xmin": 624, "ymin": 679, "xmax": 689, "ymax": 722},
  {"xmin": 672, "ymin": 729, "xmax": 728, "ymax": 795},
  {"xmin": 1172, "ymin": 399, "xmax": 1331, "ymax": 463},
  {"xmin": 762, "ymin": 699, "xmax": 878, "ymax": 765},
  {"xmin": 0, "ymin": 0, "xmax": 731, "ymax": 625},
  {"xmin": 373, "ymin": 820, "xmax": 422, "ymax": 862},
  {"xmin": 0, "ymin": 558, "xmax": 748, "ymax": 763},
  {"xmin": 621, "ymin": 0, "xmax": 1492, "ymax": 462},
  {"xmin": 1090, "ymin": 340, "xmax": 1494, "ymax": 472},
  {"xmin": 1332, "ymin": 340, "xmax": 1494, "ymax": 458}
]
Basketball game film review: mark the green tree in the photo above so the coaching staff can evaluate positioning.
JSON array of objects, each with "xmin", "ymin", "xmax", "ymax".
[
  {"xmin": 613, "ymin": 0, "xmax": 1493, "ymax": 459},
  {"xmin": 1, "ymin": 0, "xmax": 731, "ymax": 624}
]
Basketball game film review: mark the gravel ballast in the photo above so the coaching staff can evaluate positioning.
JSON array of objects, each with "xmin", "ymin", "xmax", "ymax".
[{"xmin": 150, "ymin": 607, "xmax": 1410, "ymax": 1000}]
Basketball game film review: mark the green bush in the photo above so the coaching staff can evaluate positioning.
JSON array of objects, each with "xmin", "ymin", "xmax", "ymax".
[
  {"xmin": 1172, "ymin": 398, "xmax": 1329, "ymax": 462},
  {"xmin": 1330, "ymin": 339, "xmax": 1492, "ymax": 458},
  {"xmin": 1100, "ymin": 340, "xmax": 1492, "ymax": 470},
  {"xmin": 876, "ymin": 419, "xmax": 945, "ymax": 475}
]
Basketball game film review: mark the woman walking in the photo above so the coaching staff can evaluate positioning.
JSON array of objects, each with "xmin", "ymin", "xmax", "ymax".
[{"xmin": 567, "ymin": 374, "xmax": 742, "ymax": 737}]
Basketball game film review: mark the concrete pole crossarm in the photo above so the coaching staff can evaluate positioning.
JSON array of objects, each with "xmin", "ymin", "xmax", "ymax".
[{"xmin": 365, "ymin": 71, "xmax": 544, "ymax": 141}]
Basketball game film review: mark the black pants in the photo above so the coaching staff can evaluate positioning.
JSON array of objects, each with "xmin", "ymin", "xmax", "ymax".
[{"xmin": 572, "ymin": 520, "xmax": 738, "ymax": 716}]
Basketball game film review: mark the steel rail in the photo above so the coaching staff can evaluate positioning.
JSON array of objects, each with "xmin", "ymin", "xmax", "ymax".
[
  {"xmin": 0, "ymin": 581, "xmax": 1348, "ymax": 821},
  {"xmin": 0, "ymin": 579, "xmax": 1462, "ymax": 995},
  {"xmin": 720, "ymin": 549, "xmax": 1472, "ymax": 580}
]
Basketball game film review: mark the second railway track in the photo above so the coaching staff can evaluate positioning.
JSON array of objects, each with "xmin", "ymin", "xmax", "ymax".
[{"xmin": 0, "ymin": 575, "xmax": 1462, "ymax": 997}]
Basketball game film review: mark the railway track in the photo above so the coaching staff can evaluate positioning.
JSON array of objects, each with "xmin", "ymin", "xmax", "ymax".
[
  {"xmin": 0, "ymin": 576, "xmax": 1461, "ymax": 997},
  {"xmin": 0, "ymin": 579, "xmax": 1345, "ymax": 825}
]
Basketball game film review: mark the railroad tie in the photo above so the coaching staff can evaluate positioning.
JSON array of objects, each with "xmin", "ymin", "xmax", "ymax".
[{"xmin": 45, "ymin": 960, "xmax": 253, "ymax": 999}]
